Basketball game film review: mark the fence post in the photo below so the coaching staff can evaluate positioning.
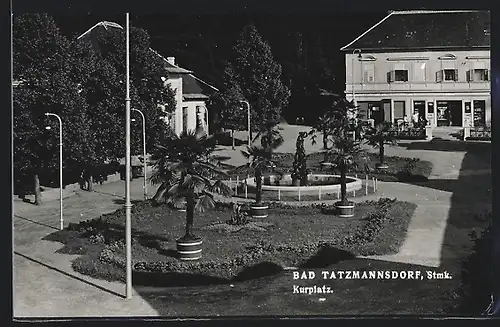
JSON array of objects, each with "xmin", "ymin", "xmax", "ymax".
[
  {"xmin": 298, "ymin": 187, "xmax": 301, "ymax": 201},
  {"xmin": 337, "ymin": 187, "xmax": 340, "ymax": 199},
  {"xmin": 372, "ymin": 177, "xmax": 376, "ymax": 192},
  {"xmin": 353, "ymin": 187, "xmax": 356, "ymax": 197},
  {"xmin": 235, "ymin": 176, "xmax": 239, "ymax": 195},
  {"xmin": 278, "ymin": 189, "xmax": 281, "ymax": 201},
  {"xmin": 365, "ymin": 174, "xmax": 368, "ymax": 195},
  {"xmin": 229, "ymin": 178, "xmax": 232, "ymax": 195},
  {"xmin": 245, "ymin": 181, "xmax": 248, "ymax": 199},
  {"xmin": 318, "ymin": 187, "xmax": 322, "ymax": 200}
]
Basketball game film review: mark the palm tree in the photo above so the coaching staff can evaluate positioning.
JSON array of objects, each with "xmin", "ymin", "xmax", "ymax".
[
  {"xmin": 364, "ymin": 121, "xmax": 397, "ymax": 169},
  {"xmin": 240, "ymin": 145, "xmax": 276, "ymax": 204},
  {"xmin": 311, "ymin": 97, "xmax": 365, "ymax": 215},
  {"xmin": 149, "ymin": 130, "xmax": 232, "ymax": 241}
]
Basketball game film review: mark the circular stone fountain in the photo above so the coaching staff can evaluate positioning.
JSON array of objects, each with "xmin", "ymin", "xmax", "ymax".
[{"xmin": 244, "ymin": 174, "xmax": 363, "ymax": 197}]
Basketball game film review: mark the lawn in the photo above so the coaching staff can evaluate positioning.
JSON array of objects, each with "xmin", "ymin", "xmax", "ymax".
[{"xmin": 43, "ymin": 198, "xmax": 416, "ymax": 287}]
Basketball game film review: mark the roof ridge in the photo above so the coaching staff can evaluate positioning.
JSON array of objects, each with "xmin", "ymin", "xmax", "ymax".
[
  {"xmin": 391, "ymin": 10, "xmax": 488, "ymax": 15},
  {"xmin": 76, "ymin": 21, "xmax": 123, "ymax": 40},
  {"xmin": 340, "ymin": 12, "xmax": 394, "ymax": 51}
]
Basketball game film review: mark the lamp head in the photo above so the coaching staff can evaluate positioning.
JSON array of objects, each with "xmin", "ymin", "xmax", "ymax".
[
  {"xmin": 45, "ymin": 126, "xmax": 51, "ymax": 130},
  {"xmin": 131, "ymin": 118, "xmax": 137, "ymax": 122}
]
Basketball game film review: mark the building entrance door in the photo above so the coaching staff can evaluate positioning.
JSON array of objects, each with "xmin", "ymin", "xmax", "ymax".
[
  {"xmin": 413, "ymin": 101, "xmax": 426, "ymax": 124},
  {"xmin": 449, "ymin": 101, "xmax": 463, "ymax": 127},
  {"xmin": 436, "ymin": 101, "xmax": 463, "ymax": 127}
]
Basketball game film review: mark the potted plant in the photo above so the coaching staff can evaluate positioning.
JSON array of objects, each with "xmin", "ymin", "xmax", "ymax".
[
  {"xmin": 364, "ymin": 121, "xmax": 397, "ymax": 170},
  {"xmin": 240, "ymin": 145, "xmax": 276, "ymax": 218},
  {"xmin": 149, "ymin": 131, "xmax": 232, "ymax": 260},
  {"xmin": 311, "ymin": 96, "xmax": 364, "ymax": 218},
  {"xmin": 291, "ymin": 131, "xmax": 309, "ymax": 186}
]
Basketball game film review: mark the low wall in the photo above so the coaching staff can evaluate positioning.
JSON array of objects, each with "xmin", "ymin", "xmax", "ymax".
[{"xmin": 244, "ymin": 174, "xmax": 363, "ymax": 195}]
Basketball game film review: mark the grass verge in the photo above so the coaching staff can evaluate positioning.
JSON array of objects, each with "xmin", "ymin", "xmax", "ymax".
[{"xmin": 43, "ymin": 198, "xmax": 416, "ymax": 287}]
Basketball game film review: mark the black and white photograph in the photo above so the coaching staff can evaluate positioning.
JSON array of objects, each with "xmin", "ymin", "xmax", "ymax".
[{"xmin": 11, "ymin": 2, "xmax": 498, "ymax": 319}]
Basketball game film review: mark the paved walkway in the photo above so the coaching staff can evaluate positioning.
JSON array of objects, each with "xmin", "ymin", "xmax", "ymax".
[{"xmin": 13, "ymin": 125, "xmax": 491, "ymax": 317}]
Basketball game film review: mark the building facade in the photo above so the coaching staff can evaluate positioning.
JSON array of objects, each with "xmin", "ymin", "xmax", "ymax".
[
  {"xmin": 78, "ymin": 22, "xmax": 218, "ymax": 136},
  {"xmin": 156, "ymin": 54, "xmax": 218, "ymax": 136},
  {"xmin": 341, "ymin": 10, "xmax": 490, "ymax": 128}
]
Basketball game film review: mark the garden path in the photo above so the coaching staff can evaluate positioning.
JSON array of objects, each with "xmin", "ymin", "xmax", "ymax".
[{"xmin": 13, "ymin": 125, "xmax": 490, "ymax": 316}]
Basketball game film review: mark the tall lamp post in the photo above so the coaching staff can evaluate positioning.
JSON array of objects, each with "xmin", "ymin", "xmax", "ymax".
[
  {"xmin": 239, "ymin": 100, "xmax": 251, "ymax": 147},
  {"xmin": 352, "ymin": 49, "xmax": 362, "ymax": 140},
  {"xmin": 45, "ymin": 113, "xmax": 64, "ymax": 231},
  {"xmin": 124, "ymin": 13, "xmax": 133, "ymax": 300},
  {"xmin": 131, "ymin": 108, "xmax": 147, "ymax": 200},
  {"xmin": 352, "ymin": 49, "xmax": 362, "ymax": 106}
]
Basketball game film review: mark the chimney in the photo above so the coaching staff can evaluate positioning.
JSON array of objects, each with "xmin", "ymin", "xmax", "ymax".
[{"xmin": 167, "ymin": 57, "xmax": 175, "ymax": 65}]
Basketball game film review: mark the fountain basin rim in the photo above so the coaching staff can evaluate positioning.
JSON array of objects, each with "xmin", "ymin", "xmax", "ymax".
[{"xmin": 244, "ymin": 174, "xmax": 363, "ymax": 192}]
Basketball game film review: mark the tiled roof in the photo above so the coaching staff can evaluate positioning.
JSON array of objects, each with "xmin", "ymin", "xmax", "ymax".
[
  {"xmin": 341, "ymin": 10, "xmax": 490, "ymax": 51},
  {"xmin": 76, "ymin": 21, "xmax": 219, "ymax": 97},
  {"xmin": 76, "ymin": 22, "xmax": 192, "ymax": 74},
  {"xmin": 182, "ymin": 73, "xmax": 218, "ymax": 98}
]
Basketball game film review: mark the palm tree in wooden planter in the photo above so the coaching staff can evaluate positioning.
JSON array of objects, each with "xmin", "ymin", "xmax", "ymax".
[
  {"xmin": 311, "ymin": 96, "xmax": 364, "ymax": 217},
  {"xmin": 240, "ymin": 145, "xmax": 277, "ymax": 218},
  {"xmin": 364, "ymin": 121, "xmax": 397, "ymax": 170},
  {"xmin": 149, "ymin": 130, "xmax": 232, "ymax": 261}
]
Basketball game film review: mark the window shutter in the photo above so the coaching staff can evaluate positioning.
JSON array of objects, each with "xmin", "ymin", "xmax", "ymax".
[
  {"xmin": 486, "ymin": 70, "xmax": 490, "ymax": 81},
  {"xmin": 466, "ymin": 70, "xmax": 471, "ymax": 82},
  {"xmin": 454, "ymin": 69, "xmax": 459, "ymax": 81},
  {"xmin": 413, "ymin": 62, "xmax": 426, "ymax": 81},
  {"xmin": 387, "ymin": 71, "xmax": 395, "ymax": 83},
  {"xmin": 363, "ymin": 63, "xmax": 375, "ymax": 83},
  {"xmin": 436, "ymin": 70, "xmax": 443, "ymax": 83}
]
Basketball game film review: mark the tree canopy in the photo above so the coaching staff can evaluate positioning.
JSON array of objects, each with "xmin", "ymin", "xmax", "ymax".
[{"xmin": 231, "ymin": 24, "xmax": 290, "ymax": 132}]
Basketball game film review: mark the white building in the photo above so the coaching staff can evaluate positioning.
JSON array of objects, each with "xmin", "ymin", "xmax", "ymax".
[
  {"xmin": 341, "ymin": 10, "xmax": 490, "ymax": 128},
  {"xmin": 77, "ymin": 21, "xmax": 218, "ymax": 135}
]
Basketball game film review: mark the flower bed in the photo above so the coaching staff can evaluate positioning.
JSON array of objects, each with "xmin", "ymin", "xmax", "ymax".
[
  {"xmin": 393, "ymin": 127, "xmax": 426, "ymax": 140},
  {"xmin": 43, "ymin": 198, "xmax": 416, "ymax": 286}
]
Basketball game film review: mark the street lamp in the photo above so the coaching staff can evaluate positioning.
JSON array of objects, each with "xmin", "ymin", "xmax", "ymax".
[
  {"xmin": 124, "ymin": 12, "xmax": 133, "ymax": 300},
  {"xmin": 131, "ymin": 108, "xmax": 147, "ymax": 200},
  {"xmin": 352, "ymin": 49, "xmax": 362, "ymax": 106},
  {"xmin": 45, "ymin": 112, "xmax": 64, "ymax": 231},
  {"xmin": 239, "ymin": 100, "xmax": 251, "ymax": 147}
]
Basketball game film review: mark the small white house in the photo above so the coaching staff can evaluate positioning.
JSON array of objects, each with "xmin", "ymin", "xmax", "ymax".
[{"xmin": 77, "ymin": 21, "xmax": 219, "ymax": 136}]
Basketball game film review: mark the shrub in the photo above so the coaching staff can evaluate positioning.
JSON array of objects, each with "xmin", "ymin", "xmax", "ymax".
[{"xmin": 456, "ymin": 217, "xmax": 493, "ymax": 314}]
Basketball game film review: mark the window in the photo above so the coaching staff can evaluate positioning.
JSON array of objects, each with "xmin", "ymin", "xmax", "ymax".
[
  {"xmin": 444, "ymin": 69, "xmax": 458, "ymax": 81},
  {"xmin": 436, "ymin": 69, "xmax": 459, "ymax": 82},
  {"xmin": 471, "ymin": 69, "xmax": 489, "ymax": 81},
  {"xmin": 473, "ymin": 100, "xmax": 486, "ymax": 127},
  {"xmin": 363, "ymin": 63, "xmax": 375, "ymax": 83},
  {"xmin": 395, "ymin": 70, "xmax": 408, "ymax": 82},
  {"xmin": 182, "ymin": 107, "xmax": 188, "ymax": 132},
  {"xmin": 413, "ymin": 62, "xmax": 426, "ymax": 82},
  {"xmin": 387, "ymin": 63, "xmax": 408, "ymax": 83},
  {"xmin": 393, "ymin": 101, "xmax": 406, "ymax": 122}
]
